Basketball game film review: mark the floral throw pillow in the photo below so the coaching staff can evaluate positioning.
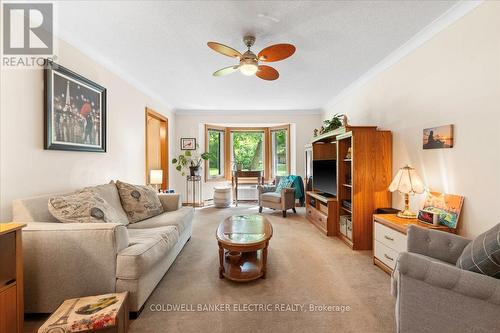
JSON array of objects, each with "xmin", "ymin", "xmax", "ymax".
[
  {"xmin": 115, "ymin": 180, "xmax": 164, "ymax": 223},
  {"xmin": 48, "ymin": 190, "xmax": 122, "ymax": 223},
  {"xmin": 275, "ymin": 176, "xmax": 293, "ymax": 193}
]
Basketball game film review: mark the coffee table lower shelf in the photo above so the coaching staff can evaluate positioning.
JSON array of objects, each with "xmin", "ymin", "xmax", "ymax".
[{"xmin": 220, "ymin": 249, "xmax": 265, "ymax": 282}]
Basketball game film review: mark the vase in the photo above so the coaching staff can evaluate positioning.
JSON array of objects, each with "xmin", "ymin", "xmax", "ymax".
[{"xmin": 189, "ymin": 166, "xmax": 200, "ymax": 176}]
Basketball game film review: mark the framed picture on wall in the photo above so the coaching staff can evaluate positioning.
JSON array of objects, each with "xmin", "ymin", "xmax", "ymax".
[
  {"xmin": 180, "ymin": 138, "xmax": 196, "ymax": 150},
  {"xmin": 423, "ymin": 124, "xmax": 453, "ymax": 149},
  {"xmin": 44, "ymin": 60, "xmax": 107, "ymax": 152}
]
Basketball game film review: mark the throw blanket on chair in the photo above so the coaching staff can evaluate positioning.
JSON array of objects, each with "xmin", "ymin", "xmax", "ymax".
[{"xmin": 286, "ymin": 175, "xmax": 305, "ymax": 207}]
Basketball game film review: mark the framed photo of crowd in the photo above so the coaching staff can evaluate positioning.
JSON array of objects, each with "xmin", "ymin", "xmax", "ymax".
[{"xmin": 44, "ymin": 61, "xmax": 107, "ymax": 152}]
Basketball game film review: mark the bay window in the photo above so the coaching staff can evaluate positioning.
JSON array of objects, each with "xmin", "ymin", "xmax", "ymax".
[{"xmin": 205, "ymin": 124, "xmax": 290, "ymax": 181}]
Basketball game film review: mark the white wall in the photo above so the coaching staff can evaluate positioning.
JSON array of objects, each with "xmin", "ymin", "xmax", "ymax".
[
  {"xmin": 322, "ymin": 2, "xmax": 500, "ymax": 238},
  {"xmin": 0, "ymin": 39, "xmax": 175, "ymax": 220},
  {"xmin": 172, "ymin": 111, "xmax": 321, "ymax": 200}
]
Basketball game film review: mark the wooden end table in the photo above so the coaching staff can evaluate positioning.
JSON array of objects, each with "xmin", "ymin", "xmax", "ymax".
[
  {"xmin": 38, "ymin": 292, "xmax": 128, "ymax": 333},
  {"xmin": 373, "ymin": 214, "xmax": 455, "ymax": 274},
  {"xmin": 216, "ymin": 215, "xmax": 273, "ymax": 282},
  {"xmin": 231, "ymin": 170, "xmax": 264, "ymax": 206}
]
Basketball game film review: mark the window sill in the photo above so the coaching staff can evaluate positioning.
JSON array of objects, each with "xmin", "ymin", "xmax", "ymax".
[{"xmin": 205, "ymin": 177, "xmax": 227, "ymax": 183}]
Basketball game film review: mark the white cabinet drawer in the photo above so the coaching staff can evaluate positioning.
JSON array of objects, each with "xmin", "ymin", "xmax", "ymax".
[
  {"xmin": 374, "ymin": 240, "xmax": 398, "ymax": 270},
  {"xmin": 374, "ymin": 221, "xmax": 407, "ymax": 253}
]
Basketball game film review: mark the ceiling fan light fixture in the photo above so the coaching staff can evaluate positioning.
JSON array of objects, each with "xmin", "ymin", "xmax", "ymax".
[
  {"xmin": 208, "ymin": 36, "xmax": 295, "ymax": 80},
  {"xmin": 240, "ymin": 63, "xmax": 258, "ymax": 76}
]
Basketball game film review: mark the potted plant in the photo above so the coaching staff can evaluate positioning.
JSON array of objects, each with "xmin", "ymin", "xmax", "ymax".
[
  {"xmin": 172, "ymin": 150, "xmax": 209, "ymax": 177},
  {"xmin": 322, "ymin": 113, "xmax": 347, "ymax": 133}
]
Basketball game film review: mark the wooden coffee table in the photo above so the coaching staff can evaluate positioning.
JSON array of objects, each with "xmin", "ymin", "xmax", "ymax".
[{"xmin": 216, "ymin": 215, "xmax": 273, "ymax": 282}]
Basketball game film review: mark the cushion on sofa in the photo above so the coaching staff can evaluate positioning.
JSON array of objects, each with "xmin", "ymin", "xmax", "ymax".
[
  {"xmin": 48, "ymin": 190, "xmax": 122, "ymax": 223},
  {"xmin": 117, "ymin": 226, "xmax": 179, "ymax": 280},
  {"xmin": 456, "ymin": 223, "xmax": 500, "ymax": 278},
  {"xmin": 116, "ymin": 180, "xmax": 164, "ymax": 223},
  {"xmin": 84, "ymin": 182, "xmax": 129, "ymax": 225},
  {"xmin": 127, "ymin": 206, "xmax": 193, "ymax": 234}
]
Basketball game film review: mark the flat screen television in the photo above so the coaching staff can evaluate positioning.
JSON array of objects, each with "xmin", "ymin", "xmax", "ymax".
[{"xmin": 312, "ymin": 159, "xmax": 337, "ymax": 196}]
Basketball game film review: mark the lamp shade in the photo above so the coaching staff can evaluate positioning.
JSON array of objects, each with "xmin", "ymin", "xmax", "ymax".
[
  {"xmin": 389, "ymin": 165, "xmax": 425, "ymax": 194},
  {"xmin": 149, "ymin": 169, "xmax": 163, "ymax": 185}
]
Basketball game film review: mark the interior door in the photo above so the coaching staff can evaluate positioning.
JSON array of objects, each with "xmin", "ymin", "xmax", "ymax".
[{"xmin": 145, "ymin": 108, "xmax": 168, "ymax": 190}]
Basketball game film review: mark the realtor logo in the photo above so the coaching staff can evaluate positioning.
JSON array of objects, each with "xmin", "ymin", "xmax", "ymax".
[{"xmin": 3, "ymin": 3, "xmax": 53, "ymax": 55}]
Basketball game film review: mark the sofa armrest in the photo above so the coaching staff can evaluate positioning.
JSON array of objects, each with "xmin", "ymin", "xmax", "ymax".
[
  {"xmin": 407, "ymin": 225, "xmax": 471, "ymax": 264},
  {"xmin": 23, "ymin": 222, "xmax": 129, "ymax": 312},
  {"xmin": 158, "ymin": 193, "xmax": 181, "ymax": 212},
  {"xmin": 396, "ymin": 252, "xmax": 500, "ymax": 305}
]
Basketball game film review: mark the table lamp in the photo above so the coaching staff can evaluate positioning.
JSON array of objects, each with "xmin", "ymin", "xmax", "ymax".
[
  {"xmin": 389, "ymin": 165, "xmax": 425, "ymax": 219},
  {"xmin": 149, "ymin": 169, "xmax": 163, "ymax": 192}
]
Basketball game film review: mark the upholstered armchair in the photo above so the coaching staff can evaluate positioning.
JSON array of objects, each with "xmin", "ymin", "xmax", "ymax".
[
  {"xmin": 257, "ymin": 176, "xmax": 296, "ymax": 217},
  {"xmin": 392, "ymin": 226, "xmax": 500, "ymax": 333}
]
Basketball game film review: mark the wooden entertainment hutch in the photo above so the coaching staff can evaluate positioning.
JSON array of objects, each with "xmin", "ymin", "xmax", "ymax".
[{"xmin": 305, "ymin": 126, "xmax": 392, "ymax": 250}]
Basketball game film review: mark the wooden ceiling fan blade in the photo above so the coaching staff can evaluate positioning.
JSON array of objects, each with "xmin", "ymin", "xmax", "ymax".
[
  {"xmin": 207, "ymin": 42, "xmax": 242, "ymax": 58},
  {"xmin": 258, "ymin": 44, "xmax": 296, "ymax": 62},
  {"xmin": 256, "ymin": 65, "xmax": 279, "ymax": 81},
  {"xmin": 213, "ymin": 65, "xmax": 239, "ymax": 77}
]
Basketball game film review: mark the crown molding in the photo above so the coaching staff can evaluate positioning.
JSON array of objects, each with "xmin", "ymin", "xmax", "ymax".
[
  {"xmin": 173, "ymin": 108, "xmax": 323, "ymax": 116},
  {"xmin": 323, "ymin": 0, "xmax": 484, "ymax": 111}
]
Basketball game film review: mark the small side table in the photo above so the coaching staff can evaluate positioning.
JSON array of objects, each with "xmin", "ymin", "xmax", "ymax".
[
  {"xmin": 184, "ymin": 175, "xmax": 203, "ymax": 208},
  {"xmin": 373, "ymin": 214, "xmax": 455, "ymax": 274},
  {"xmin": 231, "ymin": 170, "xmax": 264, "ymax": 206},
  {"xmin": 38, "ymin": 292, "xmax": 128, "ymax": 333}
]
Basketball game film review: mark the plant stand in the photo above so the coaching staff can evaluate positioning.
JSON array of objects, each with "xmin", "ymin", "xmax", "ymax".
[{"xmin": 184, "ymin": 175, "xmax": 203, "ymax": 208}]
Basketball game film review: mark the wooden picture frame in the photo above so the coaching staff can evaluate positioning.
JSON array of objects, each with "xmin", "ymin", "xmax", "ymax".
[
  {"xmin": 44, "ymin": 61, "xmax": 106, "ymax": 152},
  {"xmin": 180, "ymin": 138, "xmax": 196, "ymax": 150}
]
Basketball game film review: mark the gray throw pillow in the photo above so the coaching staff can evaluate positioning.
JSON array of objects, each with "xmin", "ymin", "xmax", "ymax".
[
  {"xmin": 116, "ymin": 180, "xmax": 164, "ymax": 224},
  {"xmin": 48, "ymin": 190, "xmax": 122, "ymax": 223},
  {"xmin": 456, "ymin": 223, "xmax": 500, "ymax": 278}
]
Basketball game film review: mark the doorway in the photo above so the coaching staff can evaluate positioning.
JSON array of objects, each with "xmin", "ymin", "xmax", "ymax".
[{"xmin": 145, "ymin": 107, "xmax": 168, "ymax": 190}]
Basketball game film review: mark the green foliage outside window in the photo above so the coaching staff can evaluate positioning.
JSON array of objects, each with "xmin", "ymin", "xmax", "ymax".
[
  {"xmin": 273, "ymin": 130, "xmax": 288, "ymax": 176},
  {"xmin": 208, "ymin": 130, "xmax": 222, "ymax": 176},
  {"xmin": 232, "ymin": 132, "xmax": 264, "ymax": 171}
]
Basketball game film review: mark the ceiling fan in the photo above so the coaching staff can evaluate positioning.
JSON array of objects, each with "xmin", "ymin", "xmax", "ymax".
[{"xmin": 207, "ymin": 35, "xmax": 296, "ymax": 81}]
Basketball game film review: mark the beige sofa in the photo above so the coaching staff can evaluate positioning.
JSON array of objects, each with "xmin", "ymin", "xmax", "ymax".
[{"xmin": 13, "ymin": 182, "xmax": 193, "ymax": 314}]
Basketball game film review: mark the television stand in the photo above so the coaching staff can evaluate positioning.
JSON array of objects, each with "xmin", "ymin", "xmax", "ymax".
[
  {"xmin": 305, "ymin": 191, "xmax": 338, "ymax": 236},
  {"xmin": 317, "ymin": 192, "xmax": 335, "ymax": 198}
]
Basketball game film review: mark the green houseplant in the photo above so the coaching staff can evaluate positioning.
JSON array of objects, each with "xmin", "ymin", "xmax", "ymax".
[
  {"xmin": 172, "ymin": 150, "xmax": 209, "ymax": 176},
  {"xmin": 322, "ymin": 113, "xmax": 346, "ymax": 132}
]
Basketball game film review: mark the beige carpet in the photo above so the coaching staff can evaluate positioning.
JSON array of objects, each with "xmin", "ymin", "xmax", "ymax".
[{"xmin": 127, "ymin": 205, "xmax": 396, "ymax": 333}]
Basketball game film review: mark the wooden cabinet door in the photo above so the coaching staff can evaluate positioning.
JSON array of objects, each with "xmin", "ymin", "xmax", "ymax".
[{"xmin": 0, "ymin": 285, "xmax": 17, "ymax": 333}]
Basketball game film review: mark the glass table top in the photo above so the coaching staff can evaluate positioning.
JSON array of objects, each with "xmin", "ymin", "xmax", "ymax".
[{"xmin": 220, "ymin": 215, "xmax": 271, "ymax": 244}]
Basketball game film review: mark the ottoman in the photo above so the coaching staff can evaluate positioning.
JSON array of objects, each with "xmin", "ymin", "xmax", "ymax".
[{"xmin": 214, "ymin": 187, "xmax": 231, "ymax": 208}]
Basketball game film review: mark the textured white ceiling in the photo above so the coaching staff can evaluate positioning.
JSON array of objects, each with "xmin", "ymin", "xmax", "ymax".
[{"xmin": 53, "ymin": 1, "xmax": 457, "ymax": 112}]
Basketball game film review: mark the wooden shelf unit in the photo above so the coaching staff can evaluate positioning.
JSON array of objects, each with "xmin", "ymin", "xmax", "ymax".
[
  {"xmin": 337, "ymin": 127, "xmax": 392, "ymax": 250},
  {"xmin": 306, "ymin": 126, "xmax": 392, "ymax": 250},
  {"xmin": 306, "ymin": 191, "xmax": 338, "ymax": 236},
  {"xmin": 0, "ymin": 223, "xmax": 26, "ymax": 333}
]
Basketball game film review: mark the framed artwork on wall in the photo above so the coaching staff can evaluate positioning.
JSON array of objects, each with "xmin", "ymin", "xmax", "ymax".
[
  {"xmin": 180, "ymin": 138, "xmax": 196, "ymax": 150},
  {"xmin": 423, "ymin": 124, "xmax": 453, "ymax": 149},
  {"xmin": 44, "ymin": 61, "xmax": 107, "ymax": 152}
]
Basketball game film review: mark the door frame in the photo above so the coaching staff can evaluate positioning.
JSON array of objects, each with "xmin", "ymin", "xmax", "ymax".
[{"xmin": 145, "ymin": 107, "xmax": 169, "ymax": 190}]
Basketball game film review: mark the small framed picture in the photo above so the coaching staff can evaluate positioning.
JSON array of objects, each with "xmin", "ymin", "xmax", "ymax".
[
  {"xmin": 44, "ymin": 61, "xmax": 106, "ymax": 152},
  {"xmin": 423, "ymin": 124, "xmax": 453, "ymax": 149},
  {"xmin": 180, "ymin": 138, "xmax": 196, "ymax": 150}
]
